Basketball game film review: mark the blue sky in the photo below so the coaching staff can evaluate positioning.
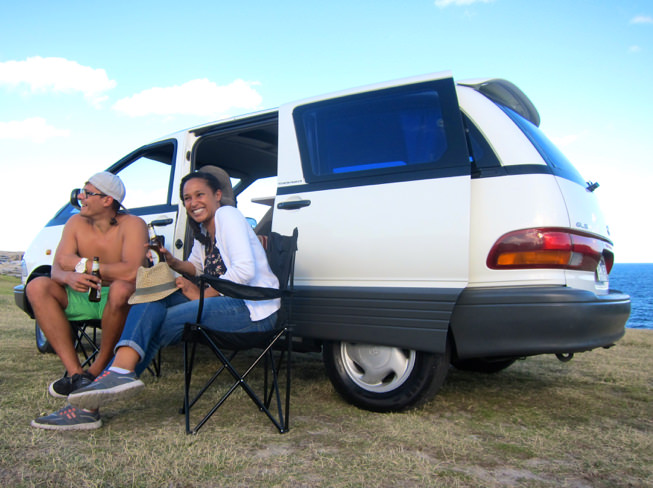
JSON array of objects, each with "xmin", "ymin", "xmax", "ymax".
[{"xmin": 1, "ymin": 0, "xmax": 651, "ymax": 262}]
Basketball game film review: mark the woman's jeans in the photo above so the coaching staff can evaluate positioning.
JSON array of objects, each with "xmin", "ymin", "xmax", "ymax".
[{"xmin": 115, "ymin": 291, "xmax": 277, "ymax": 376}]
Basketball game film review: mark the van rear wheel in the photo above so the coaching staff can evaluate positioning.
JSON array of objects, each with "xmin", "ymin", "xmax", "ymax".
[{"xmin": 323, "ymin": 341, "xmax": 451, "ymax": 412}]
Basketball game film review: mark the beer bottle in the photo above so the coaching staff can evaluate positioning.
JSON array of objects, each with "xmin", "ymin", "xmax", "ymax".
[
  {"xmin": 88, "ymin": 256, "xmax": 102, "ymax": 302},
  {"xmin": 147, "ymin": 223, "xmax": 165, "ymax": 263}
]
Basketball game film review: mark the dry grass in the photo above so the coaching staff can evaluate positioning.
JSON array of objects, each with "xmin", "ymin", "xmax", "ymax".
[{"xmin": 1, "ymin": 275, "xmax": 651, "ymax": 487}]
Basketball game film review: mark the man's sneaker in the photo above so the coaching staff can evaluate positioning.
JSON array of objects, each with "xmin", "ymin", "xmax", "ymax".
[
  {"xmin": 68, "ymin": 369, "xmax": 144, "ymax": 410},
  {"xmin": 49, "ymin": 372, "xmax": 96, "ymax": 398},
  {"xmin": 31, "ymin": 405, "xmax": 102, "ymax": 431}
]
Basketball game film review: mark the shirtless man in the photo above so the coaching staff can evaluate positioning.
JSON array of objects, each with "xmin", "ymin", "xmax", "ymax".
[{"xmin": 28, "ymin": 171, "xmax": 147, "ymax": 430}]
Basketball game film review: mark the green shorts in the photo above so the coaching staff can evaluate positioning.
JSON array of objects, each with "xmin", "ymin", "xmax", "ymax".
[{"xmin": 65, "ymin": 287, "xmax": 110, "ymax": 321}]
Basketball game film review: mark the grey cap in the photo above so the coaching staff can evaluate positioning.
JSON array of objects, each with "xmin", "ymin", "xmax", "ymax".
[{"xmin": 88, "ymin": 172, "xmax": 126, "ymax": 204}]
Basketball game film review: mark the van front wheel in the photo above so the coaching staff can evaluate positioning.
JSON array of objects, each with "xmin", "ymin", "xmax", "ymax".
[
  {"xmin": 35, "ymin": 321, "xmax": 54, "ymax": 354},
  {"xmin": 323, "ymin": 341, "xmax": 450, "ymax": 412}
]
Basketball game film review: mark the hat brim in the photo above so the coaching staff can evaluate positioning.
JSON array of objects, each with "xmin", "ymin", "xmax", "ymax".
[
  {"xmin": 128, "ymin": 282, "xmax": 178, "ymax": 305},
  {"xmin": 128, "ymin": 262, "xmax": 179, "ymax": 305}
]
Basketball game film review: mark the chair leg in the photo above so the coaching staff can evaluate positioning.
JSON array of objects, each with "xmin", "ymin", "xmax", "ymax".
[
  {"xmin": 64, "ymin": 324, "xmax": 100, "ymax": 377},
  {"xmin": 184, "ymin": 327, "xmax": 290, "ymax": 434},
  {"xmin": 146, "ymin": 349, "xmax": 162, "ymax": 377},
  {"xmin": 285, "ymin": 329, "xmax": 292, "ymax": 432}
]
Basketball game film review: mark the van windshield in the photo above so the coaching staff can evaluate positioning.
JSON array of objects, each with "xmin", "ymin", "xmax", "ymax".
[{"xmin": 499, "ymin": 105, "xmax": 586, "ymax": 186}]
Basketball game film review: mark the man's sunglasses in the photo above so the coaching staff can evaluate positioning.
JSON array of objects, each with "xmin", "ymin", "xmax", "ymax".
[{"xmin": 70, "ymin": 188, "xmax": 108, "ymax": 208}]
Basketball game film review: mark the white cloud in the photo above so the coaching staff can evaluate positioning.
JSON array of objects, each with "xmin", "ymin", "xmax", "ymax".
[
  {"xmin": 630, "ymin": 15, "xmax": 653, "ymax": 24},
  {"xmin": 112, "ymin": 78, "xmax": 263, "ymax": 118},
  {"xmin": 0, "ymin": 117, "xmax": 70, "ymax": 143},
  {"xmin": 0, "ymin": 56, "xmax": 116, "ymax": 106},
  {"xmin": 435, "ymin": 0, "xmax": 494, "ymax": 7}
]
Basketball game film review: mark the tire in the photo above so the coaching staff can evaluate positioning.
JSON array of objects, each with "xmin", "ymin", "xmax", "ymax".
[
  {"xmin": 323, "ymin": 340, "xmax": 451, "ymax": 412},
  {"xmin": 35, "ymin": 321, "xmax": 54, "ymax": 354},
  {"xmin": 451, "ymin": 357, "xmax": 516, "ymax": 374}
]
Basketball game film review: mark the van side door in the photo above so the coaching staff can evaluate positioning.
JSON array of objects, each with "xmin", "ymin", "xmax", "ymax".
[{"xmin": 273, "ymin": 72, "xmax": 471, "ymax": 353}]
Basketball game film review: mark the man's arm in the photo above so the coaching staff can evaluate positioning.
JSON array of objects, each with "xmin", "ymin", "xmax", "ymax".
[
  {"xmin": 52, "ymin": 216, "xmax": 87, "ymax": 277},
  {"xmin": 97, "ymin": 216, "xmax": 148, "ymax": 283},
  {"xmin": 51, "ymin": 216, "xmax": 97, "ymax": 291}
]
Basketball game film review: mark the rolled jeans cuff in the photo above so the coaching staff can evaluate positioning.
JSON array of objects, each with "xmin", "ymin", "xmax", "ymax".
[{"xmin": 115, "ymin": 339, "xmax": 146, "ymax": 364}]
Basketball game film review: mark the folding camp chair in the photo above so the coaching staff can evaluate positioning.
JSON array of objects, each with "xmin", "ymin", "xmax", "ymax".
[{"xmin": 182, "ymin": 228, "xmax": 298, "ymax": 434}]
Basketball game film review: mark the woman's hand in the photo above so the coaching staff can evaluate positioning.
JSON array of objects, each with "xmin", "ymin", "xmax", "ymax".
[{"xmin": 176, "ymin": 276, "xmax": 200, "ymax": 301}]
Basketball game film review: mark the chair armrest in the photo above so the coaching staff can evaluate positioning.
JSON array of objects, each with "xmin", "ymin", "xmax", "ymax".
[{"xmin": 199, "ymin": 275, "xmax": 281, "ymax": 301}]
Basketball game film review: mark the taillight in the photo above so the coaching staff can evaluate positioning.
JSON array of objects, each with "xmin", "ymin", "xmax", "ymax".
[{"xmin": 487, "ymin": 228, "xmax": 613, "ymax": 273}]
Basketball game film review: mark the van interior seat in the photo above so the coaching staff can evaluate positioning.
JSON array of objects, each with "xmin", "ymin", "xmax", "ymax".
[{"xmin": 198, "ymin": 165, "xmax": 236, "ymax": 207}]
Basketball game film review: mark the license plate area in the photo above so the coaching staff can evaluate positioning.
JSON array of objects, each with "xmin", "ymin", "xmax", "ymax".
[{"xmin": 595, "ymin": 257, "xmax": 609, "ymax": 289}]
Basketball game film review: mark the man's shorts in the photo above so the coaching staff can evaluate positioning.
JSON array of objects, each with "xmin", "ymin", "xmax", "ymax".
[{"xmin": 65, "ymin": 287, "xmax": 110, "ymax": 321}]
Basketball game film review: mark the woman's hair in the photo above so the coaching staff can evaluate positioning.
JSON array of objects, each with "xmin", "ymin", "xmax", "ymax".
[{"xmin": 180, "ymin": 171, "xmax": 222, "ymax": 249}]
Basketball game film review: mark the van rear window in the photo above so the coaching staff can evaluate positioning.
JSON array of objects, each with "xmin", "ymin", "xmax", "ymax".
[
  {"xmin": 293, "ymin": 80, "xmax": 468, "ymax": 184},
  {"xmin": 499, "ymin": 105, "xmax": 586, "ymax": 186}
]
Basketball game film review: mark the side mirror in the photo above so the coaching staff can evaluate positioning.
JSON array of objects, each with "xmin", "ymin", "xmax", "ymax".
[{"xmin": 70, "ymin": 189, "xmax": 81, "ymax": 209}]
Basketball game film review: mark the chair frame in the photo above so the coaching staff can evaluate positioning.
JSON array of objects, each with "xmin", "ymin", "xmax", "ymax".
[{"xmin": 182, "ymin": 228, "xmax": 298, "ymax": 435}]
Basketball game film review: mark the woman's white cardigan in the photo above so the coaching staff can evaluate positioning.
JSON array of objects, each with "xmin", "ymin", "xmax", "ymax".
[{"xmin": 187, "ymin": 205, "xmax": 280, "ymax": 322}]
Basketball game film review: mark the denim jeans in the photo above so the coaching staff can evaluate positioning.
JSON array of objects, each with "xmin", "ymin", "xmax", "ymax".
[{"xmin": 115, "ymin": 290, "xmax": 277, "ymax": 376}]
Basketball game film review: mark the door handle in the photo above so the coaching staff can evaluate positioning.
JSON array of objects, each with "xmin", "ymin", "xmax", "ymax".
[
  {"xmin": 277, "ymin": 199, "xmax": 311, "ymax": 210},
  {"xmin": 150, "ymin": 218, "xmax": 174, "ymax": 227}
]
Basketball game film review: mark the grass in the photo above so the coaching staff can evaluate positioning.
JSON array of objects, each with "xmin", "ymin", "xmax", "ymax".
[{"xmin": 0, "ymin": 275, "xmax": 651, "ymax": 487}]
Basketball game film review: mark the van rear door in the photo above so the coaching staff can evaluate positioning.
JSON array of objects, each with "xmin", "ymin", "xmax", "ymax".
[{"xmin": 274, "ymin": 72, "xmax": 471, "ymax": 353}]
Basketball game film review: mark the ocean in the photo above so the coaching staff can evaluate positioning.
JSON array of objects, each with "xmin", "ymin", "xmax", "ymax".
[{"xmin": 609, "ymin": 263, "xmax": 652, "ymax": 330}]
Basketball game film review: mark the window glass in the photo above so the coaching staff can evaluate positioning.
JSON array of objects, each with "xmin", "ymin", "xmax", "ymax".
[
  {"xmin": 236, "ymin": 176, "xmax": 277, "ymax": 224},
  {"xmin": 116, "ymin": 144, "xmax": 175, "ymax": 208},
  {"xmin": 462, "ymin": 114, "xmax": 500, "ymax": 173},
  {"xmin": 499, "ymin": 106, "xmax": 585, "ymax": 186},
  {"xmin": 294, "ymin": 81, "xmax": 467, "ymax": 183}
]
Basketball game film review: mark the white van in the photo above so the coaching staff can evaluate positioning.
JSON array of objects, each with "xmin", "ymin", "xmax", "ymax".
[{"xmin": 14, "ymin": 71, "xmax": 631, "ymax": 412}]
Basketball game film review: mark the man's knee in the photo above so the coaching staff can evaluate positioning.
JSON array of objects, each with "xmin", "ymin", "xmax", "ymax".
[
  {"xmin": 26, "ymin": 276, "xmax": 66, "ymax": 310},
  {"xmin": 25, "ymin": 276, "xmax": 53, "ymax": 301},
  {"xmin": 106, "ymin": 280, "xmax": 135, "ymax": 308}
]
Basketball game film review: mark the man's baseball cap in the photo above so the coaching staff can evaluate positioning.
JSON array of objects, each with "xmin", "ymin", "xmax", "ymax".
[{"xmin": 88, "ymin": 172, "xmax": 126, "ymax": 204}]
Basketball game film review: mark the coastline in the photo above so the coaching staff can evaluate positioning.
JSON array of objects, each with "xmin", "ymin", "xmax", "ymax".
[{"xmin": 0, "ymin": 251, "xmax": 23, "ymax": 278}]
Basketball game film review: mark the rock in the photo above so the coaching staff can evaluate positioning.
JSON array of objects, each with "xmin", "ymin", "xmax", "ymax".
[{"xmin": 0, "ymin": 251, "xmax": 24, "ymax": 278}]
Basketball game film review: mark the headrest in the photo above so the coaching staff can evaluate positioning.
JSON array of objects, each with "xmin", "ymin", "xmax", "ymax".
[{"xmin": 200, "ymin": 166, "xmax": 236, "ymax": 207}]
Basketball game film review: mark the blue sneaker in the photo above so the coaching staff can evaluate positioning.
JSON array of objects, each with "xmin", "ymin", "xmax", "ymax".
[
  {"xmin": 68, "ymin": 369, "xmax": 144, "ymax": 410},
  {"xmin": 31, "ymin": 405, "xmax": 102, "ymax": 431}
]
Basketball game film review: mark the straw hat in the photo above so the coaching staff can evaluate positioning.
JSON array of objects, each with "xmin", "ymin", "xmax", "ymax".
[{"xmin": 128, "ymin": 262, "xmax": 178, "ymax": 305}]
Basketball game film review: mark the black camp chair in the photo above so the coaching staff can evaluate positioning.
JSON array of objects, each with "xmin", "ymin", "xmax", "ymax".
[{"xmin": 182, "ymin": 228, "xmax": 298, "ymax": 434}]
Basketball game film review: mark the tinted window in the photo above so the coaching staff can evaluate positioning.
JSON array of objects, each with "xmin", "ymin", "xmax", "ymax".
[
  {"xmin": 462, "ymin": 114, "xmax": 500, "ymax": 176},
  {"xmin": 294, "ymin": 79, "xmax": 468, "ymax": 184},
  {"xmin": 499, "ymin": 106, "xmax": 586, "ymax": 186}
]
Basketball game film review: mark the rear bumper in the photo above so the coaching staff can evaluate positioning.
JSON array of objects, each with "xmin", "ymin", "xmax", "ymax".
[{"xmin": 450, "ymin": 286, "xmax": 631, "ymax": 358}]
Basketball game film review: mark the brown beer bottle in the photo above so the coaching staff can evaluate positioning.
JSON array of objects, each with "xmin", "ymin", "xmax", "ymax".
[
  {"xmin": 88, "ymin": 256, "xmax": 102, "ymax": 302},
  {"xmin": 147, "ymin": 223, "xmax": 165, "ymax": 263}
]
